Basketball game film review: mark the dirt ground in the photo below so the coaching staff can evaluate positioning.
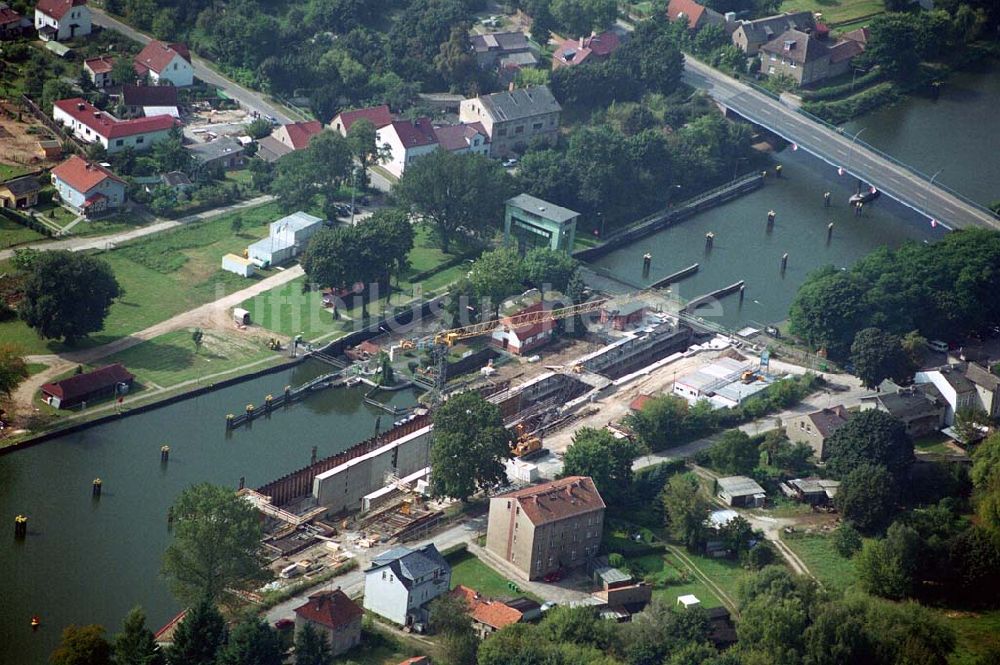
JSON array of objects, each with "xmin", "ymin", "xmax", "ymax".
[
  {"xmin": 0, "ymin": 101, "xmax": 61, "ymax": 170},
  {"xmin": 492, "ymin": 336, "xmax": 604, "ymax": 384}
]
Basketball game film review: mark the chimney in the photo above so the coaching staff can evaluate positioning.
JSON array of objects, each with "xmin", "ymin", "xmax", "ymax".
[
  {"xmin": 508, "ymin": 80, "xmax": 515, "ymax": 93},
  {"xmin": 77, "ymin": 103, "xmax": 85, "ymax": 111},
  {"xmin": 579, "ymin": 36, "xmax": 585, "ymax": 48}
]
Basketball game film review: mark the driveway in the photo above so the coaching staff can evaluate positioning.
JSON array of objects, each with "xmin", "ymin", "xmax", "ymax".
[{"xmin": 90, "ymin": 8, "xmax": 294, "ymax": 124}]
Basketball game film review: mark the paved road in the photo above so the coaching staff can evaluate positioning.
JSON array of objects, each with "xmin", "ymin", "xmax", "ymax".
[
  {"xmin": 90, "ymin": 8, "xmax": 294, "ymax": 124},
  {"xmin": 0, "ymin": 195, "xmax": 275, "ymax": 261},
  {"xmin": 681, "ymin": 56, "xmax": 999, "ymax": 231}
]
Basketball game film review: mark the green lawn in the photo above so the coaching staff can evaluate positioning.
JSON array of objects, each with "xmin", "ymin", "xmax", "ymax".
[
  {"xmin": 782, "ymin": 533, "xmax": 859, "ymax": 591},
  {"xmin": 779, "ymin": 0, "xmax": 884, "ymax": 26},
  {"xmin": 943, "ymin": 610, "xmax": 1000, "ymax": 665},
  {"xmin": 447, "ymin": 550, "xmax": 540, "ymax": 601},
  {"xmin": 915, "ymin": 433, "xmax": 959, "ymax": 455},
  {"xmin": 72, "ymin": 212, "xmax": 151, "ymax": 238},
  {"xmin": 340, "ymin": 626, "xmax": 432, "ymax": 665},
  {"xmin": 630, "ymin": 552, "xmax": 726, "ymax": 609},
  {"xmin": 0, "ymin": 215, "xmax": 45, "ymax": 248},
  {"xmin": 0, "ymin": 163, "xmax": 31, "ymax": 181},
  {"xmin": 0, "ymin": 202, "xmax": 282, "ymax": 355},
  {"xmin": 25, "ymin": 363, "xmax": 48, "ymax": 376},
  {"xmin": 99, "ymin": 329, "xmax": 284, "ymax": 389}
]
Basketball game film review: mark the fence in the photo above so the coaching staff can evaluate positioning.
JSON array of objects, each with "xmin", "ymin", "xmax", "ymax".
[{"xmin": 19, "ymin": 95, "xmax": 83, "ymax": 154}]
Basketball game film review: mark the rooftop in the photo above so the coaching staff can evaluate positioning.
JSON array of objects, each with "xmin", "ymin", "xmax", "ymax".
[
  {"xmin": 386, "ymin": 118, "xmax": 438, "ymax": 148},
  {"xmin": 294, "ymin": 589, "xmax": 362, "ymax": 630},
  {"xmin": 470, "ymin": 31, "xmax": 531, "ymax": 54},
  {"xmin": 2, "ymin": 175, "xmax": 41, "ymax": 197},
  {"xmin": 51, "ymin": 155, "xmax": 124, "ymax": 193},
  {"xmin": 433, "ymin": 122, "xmax": 488, "ymax": 151},
  {"xmin": 54, "ymin": 98, "xmax": 176, "ymax": 139},
  {"xmin": 186, "ymin": 136, "xmax": 244, "ymax": 163},
  {"xmin": 270, "ymin": 211, "xmax": 324, "ymax": 234},
  {"xmin": 476, "ymin": 85, "xmax": 561, "ymax": 123},
  {"xmin": 452, "ymin": 586, "xmax": 524, "ymax": 630},
  {"xmin": 667, "ymin": 0, "xmax": 709, "ymax": 27},
  {"xmin": 121, "ymin": 85, "xmax": 179, "ymax": 108},
  {"xmin": 35, "ymin": 0, "xmax": 86, "ymax": 21},
  {"xmin": 278, "ymin": 121, "xmax": 324, "ymax": 150},
  {"xmin": 760, "ymin": 29, "xmax": 830, "ymax": 65},
  {"xmin": 333, "ymin": 105, "xmax": 393, "ymax": 132},
  {"xmin": 494, "ymin": 476, "xmax": 605, "ymax": 526},
  {"xmin": 84, "ymin": 55, "xmax": 115, "ymax": 74},
  {"xmin": 804, "ymin": 405, "xmax": 852, "ymax": 438},
  {"xmin": 134, "ymin": 40, "xmax": 190, "ymax": 75},
  {"xmin": 41, "ymin": 363, "xmax": 133, "ymax": 402},
  {"xmin": 368, "ymin": 543, "xmax": 449, "ymax": 590},
  {"xmin": 507, "ymin": 193, "xmax": 579, "ymax": 224},
  {"xmin": 738, "ymin": 11, "xmax": 815, "ymax": 43},
  {"xmin": 717, "ymin": 476, "xmax": 766, "ymax": 497}
]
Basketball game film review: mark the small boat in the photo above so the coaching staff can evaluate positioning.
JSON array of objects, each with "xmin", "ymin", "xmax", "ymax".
[
  {"xmin": 31, "ymin": 616, "xmax": 41, "ymax": 630},
  {"xmin": 849, "ymin": 188, "xmax": 880, "ymax": 205}
]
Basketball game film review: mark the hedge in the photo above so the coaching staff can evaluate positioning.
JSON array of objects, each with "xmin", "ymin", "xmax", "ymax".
[
  {"xmin": 0, "ymin": 208, "xmax": 54, "ymax": 237},
  {"xmin": 803, "ymin": 82, "xmax": 901, "ymax": 125},
  {"xmin": 440, "ymin": 542, "xmax": 469, "ymax": 561},
  {"xmin": 799, "ymin": 69, "xmax": 884, "ymax": 101}
]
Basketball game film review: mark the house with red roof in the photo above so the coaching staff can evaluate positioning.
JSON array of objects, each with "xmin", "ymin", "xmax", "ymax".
[
  {"xmin": 41, "ymin": 363, "xmax": 134, "ymax": 409},
  {"xmin": 257, "ymin": 121, "xmax": 325, "ymax": 162},
  {"xmin": 34, "ymin": 0, "xmax": 90, "ymax": 41},
  {"xmin": 451, "ymin": 585, "xmax": 530, "ymax": 639},
  {"xmin": 486, "ymin": 476, "xmax": 606, "ymax": 580},
  {"xmin": 433, "ymin": 122, "xmax": 490, "ymax": 157},
  {"xmin": 50, "ymin": 155, "xmax": 126, "ymax": 216},
  {"xmin": 83, "ymin": 55, "xmax": 116, "ymax": 89},
  {"xmin": 52, "ymin": 98, "xmax": 176, "ymax": 153},
  {"xmin": 0, "ymin": 3, "xmax": 30, "ymax": 39},
  {"xmin": 376, "ymin": 118, "xmax": 440, "ymax": 178},
  {"xmin": 329, "ymin": 105, "xmax": 393, "ymax": 137},
  {"xmin": 551, "ymin": 30, "xmax": 621, "ymax": 69},
  {"xmin": 133, "ymin": 40, "xmax": 193, "ymax": 87},
  {"xmin": 293, "ymin": 589, "xmax": 363, "ymax": 656},
  {"xmin": 666, "ymin": 0, "xmax": 723, "ymax": 32},
  {"xmin": 490, "ymin": 290, "xmax": 561, "ymax": 356}
]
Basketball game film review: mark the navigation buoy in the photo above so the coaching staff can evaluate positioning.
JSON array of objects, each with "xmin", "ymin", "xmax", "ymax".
[
  {"xmin": 92, "ymin": 478, "xmax": 102, "ymax": 498},
  {"xmin": 226, "ymin": 413, "xmax": 235, "ymax": 429},
  {"xmin": 767, "ymin": 210, "xmax": 776, "ymax": 227},
  {"xmin": 931, "ymin": 219, "xmax": 938, "ymax": 228},
  {"xmin": 14, "ymin": 515, "xmax": 27, "ymax": 539},
  {"xmin": 792, "ymin": 143, "xmax": 798, "ymax": 151}
]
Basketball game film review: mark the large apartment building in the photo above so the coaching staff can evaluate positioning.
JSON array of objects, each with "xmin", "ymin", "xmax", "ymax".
[
  {"xmin": 486, "ymin": 476, "xmax": 605, "ymax": 580},
  {"xmin": 459, "ymin": 85, "xmax": 561, "ymax": 158}
]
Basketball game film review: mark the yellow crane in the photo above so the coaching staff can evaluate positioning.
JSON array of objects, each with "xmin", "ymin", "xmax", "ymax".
[{"xmin": 430, "ymin": 297, "xmax": 614, "ymax": 347}]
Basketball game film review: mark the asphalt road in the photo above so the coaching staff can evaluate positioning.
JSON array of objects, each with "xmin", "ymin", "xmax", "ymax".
[
  {"xmin": 681, "ymin": 55, "xmax": 999, "ymax": 231},
  {"xmin": 90, "ymin": 8, "xmax": 294, "ymax": 124}
]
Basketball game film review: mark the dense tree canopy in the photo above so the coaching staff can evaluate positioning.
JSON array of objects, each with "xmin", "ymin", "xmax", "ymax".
[
  {"xmin": 113, "ymin": 607, "xmax": 164, "ymax": 665},
  {"xmin": 850, "ymin": 327, "xmax": 914, "ymax": 389},
  {"xmin": 704, "ymin": 429, "xmax": 759, "ymax": 475},
  {"xmin": 562, "ymin": 427, "xmax": 638, "ymax": 504},
  {"xmin": 50, "ymin": 624, "xmax": 112, "ymax": 665},
  {"xmin": 0, "ymin": 344, "xmax": 28, "ymax": 398},
  {"xmin": 166, "ymin": 598, "xmax": 225, "ymax": 665},
  {"xmin": 835, "ymin": 463, "xmax": 898, "ymax": 535},
  {"xmin": 19, "ymin": 252, "xmax": 121, "ymax": 343},
  {"xmin": 824, "ymin": 410, "xmax": 913, "ymax": 479},
  {"xmin": 431, "ymin": 391, "xmax": 512, "ymax": 500},
  {"xmin": 662, "ymin": 472, "xmax": 710, "ymax": 549}
]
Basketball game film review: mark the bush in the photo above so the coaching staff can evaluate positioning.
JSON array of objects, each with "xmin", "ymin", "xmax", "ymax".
[
  {"xmin": 744, "ymin": 541, "xmax": 777, "ymax": 570},
  {"xmin": 799, "ymin": 69, "xmax": 884, "ymax": 101},
  {"xmin": 833, "ymin": 522, "xmax": 864, "ymax": 558},
  {"xmin": 803, "ymin": 82, "xmax": 901, "ymax": 125}
]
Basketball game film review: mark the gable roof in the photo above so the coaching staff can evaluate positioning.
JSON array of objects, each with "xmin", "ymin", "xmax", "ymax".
[
  {"xmin": 717, "ymin": 475, "xmax": 766, "ymax": 497},
  {"xmin": 828, "ymin": 38, "xmax": 864, "ymax": 64},
  {"xmin": 965, "ymin": 362, "xmax": 1000, "ymax": 392},
  {"xmin": 452, "ymin": 586, "xmax": 524, "ymax": 630},
  {"xmin": 51, "ymin": 155, "xmax": 124, "ymax": 192},
  {"xmin": 369, "ymin": 544, "xmax": 448, "ymax": 589},
  {"xmin": 41, "ymin": 363, "xmax": 133, "ymax": 402},
  {"xmin": 433, "ymin": 122, "xmax": 487, "ymax": 151},
  {"xmin": 293, "ymin": 589, "xmax": 362, "ymax": 630},
  {"xmin": 2, "ymin": 175, "xmax": 41, "ymax": 197},
  {"xmin": 333, "ymin": 105, "xmax": 393, "ymax": 133},
  {"xmin": 495, "ymin": 476, "xmax": 605, "ymax": 526},
  {"xmin": 476, "ymin": 85, "xmax": 561, "ymax": 123},
  {"xmin": 739, "ymin": 12, "xmax": 815, "ymax": 43},
  {"xmin": 471, "ymin": 31, "xmax": 531, "ymax": 54},
  {"xmin": 804, "ymin": 405, "xmax": 851, "ymax": 438},
  {"xmin": 842, "ymin": 27, "xmax": 870, "ymax": 46},
  {"xmin": 84, "ymin": 55, "xmax": 115, "ymax": 74},
  {"xmin": 35, "ymin": 0, "xmax": 86, "ymax": 21},
  {"xmin": 760, "ymin": 29, "xmax": 829, "ymax": 64},
  {"xmin": 667, "ymin": 0, "xmax": 707, "ymax": 27},
  {"xmin": 586, "ymin": 31, "xmax": 620, "ymax": 57},
  {"xmin": 277, "ymin": 121, "xmax": 324, "ymax": 150},
  {"xmin": 0, "ymin": 3, "xmax": 25, "ymax": 26},
  {"xmin": 121, "ymin": 84, "xmax": 178, "ymax": 107},
  {"xmin": 54, "ymin": 98, "xmax": 176, "ymax": 138},
  {"xmin": 386, "ymin": 118, "xmax": 438, "ymax": 149},
  {"xmin": 134, "ymin": 40, "xmax": 190, "ymax": 75},
  {"xmin": 186, "ymin": 136, "xmax": 243, "ymax": 163}
]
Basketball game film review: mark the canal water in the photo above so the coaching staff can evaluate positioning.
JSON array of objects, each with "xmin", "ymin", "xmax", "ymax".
[
  {"xmin": 590, "ymin": 144, "xmax": 944, "ymax": 329},
  {"xmin": 844, "ymin": 63, "xmax": 1000, "ymax": 208},
  {"xmin": 0, "ymin": 361, "xmax": 419, "ymax": 664}
]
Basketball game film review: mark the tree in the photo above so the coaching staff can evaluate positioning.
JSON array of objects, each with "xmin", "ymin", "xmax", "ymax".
[
  {"xmin": 467, "ymin": 247, "xmax": 525, "ymax": 317},
  {"xmin": 835, "ymin": 464, "xmax": 897, "ymax": 534},
  {"xmin": 901, "ymin": 330, "xmax": 926, "ymax": 367},
  {"xmin": 833, "ymin": 522, "xmax": 863, "ymax": 558},
  {"xmin": 0, "ymin": 343, "xmax": 29, "ymax": 397},
  {"xmin": 824, "ymin": 409, "xmax": 913, "ymax": 479},
  {"xmin": 624, "ymin": 393, "xmax": 691, "ymax": 451},
  {"xmin": 191, "ymin": 328, "xmax": 204, "ymax": 353},
  {"xmin": 561, "ymin": 427, "xmax": 637, "ymax": 504},
  {"xmin": 293, "ymin": 623, "xmax": 332, "ymax": 665},
  {"xmin": 50, "ymin": 624, "xmax": 112, "ymax": 665},
  {"xmin": 430, "ymin": 391, "xmax": 512, "ymax": 500},
  {"xmin": 19, "ymin": 252, "xmax": 121, "ymax": 343},
  {"xmin": 521, "ymin": 248, "xmax": 578, "ymax": 293},
  {"xmin": 428, "ymin": 594, "xmax": 478, "ymax": 665},
  {"xmin": 113, "ymin": 607, "xmax": 164, "ymax": 665},
  {"xmin": 856, "ymin": 522, "xmax": 920, "ymax": 599},
  {"xmin": 789, "ymin": 267, "xmax": 871, "ymax": 358},
  {"xmin": 345, "ymin": 118, "xmax": 389, "ymax": 188},
  {"xmin": 162, "ymin": 483, "xmax": 268, "ymax": 606},
  {"xmin": 151, "ymin": 128, "xmax": 191, "ymax": 174},
  {"xmin": 112, "ymin": 56, "xmax": 138, "ymax": 87},
  {"xmin": 954, "ymin": 407, "xmax": 990, "ymax": 446},
  {"xmin": 436, "ymin": 23, "xmax": 480, "ymax": 94},
  {"xmin": 230, "ymin": 216, "xmax": 244, "ymax": 234},
  {"xmin": 705, "ymin": 429, "xmax": 759, "ymax": 475},
  {"xmin": 866, "ymin": 13, "xmax": 923, "ymax": 80},
  {"xmin": 850, "ymin": 327, "xmax": 914, "ymax": 389},
  {"xmin": 215, "ymin": 619, "xmax": 283, "ymax": 665},
  {"xmin": 42, "ymin": 78, "xmax": 75, "ymax": 113},
  {"xmin": 165, "ymin": 598, "xmax": 225, "ymax": 665},
  {"xmin": 551, "ymin": 0, "xmax": 617, "ymax": 37},
  {"xmin": 662, "ymin": 473, "xmax": 710, "ymax": 549},
  {"xmin": 394, "ymin": 150, "xmax": 513, "ymax": 253}
]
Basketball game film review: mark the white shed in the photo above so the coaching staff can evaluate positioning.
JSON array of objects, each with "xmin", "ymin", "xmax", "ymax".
[
  {"xmin": 677, "ymin": 595, "xmax": 701, "ymax": 609},
  {"xmin": 233, "ymin": 308, "xmax": 251, "ymax": 325},
  {"xmin": 222, "ymin": 253, "xmax": 256, "ymax": 277}
]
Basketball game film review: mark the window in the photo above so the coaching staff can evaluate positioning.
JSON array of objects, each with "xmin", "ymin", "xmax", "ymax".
[
  {"xmin": 514, "ymin": 126, "xmax": 524, "ymax": 135},
  {"xmin": 136, "ymin": 137, "xmax": 144, "ymax": 144},
  {"xmin": 382, "ymin": 571, "xmax": 386, "ymax": 580},
  {"xmin": 115, "ymin": 139, "xmax": 123, "ymax": 146},
  {"xmin": 532, "ymin": 122, "xmax": 542, "ymax": 130},
  {"xmin": 497, "ymin": 127, "xmax": 507, "ymax": 137}
]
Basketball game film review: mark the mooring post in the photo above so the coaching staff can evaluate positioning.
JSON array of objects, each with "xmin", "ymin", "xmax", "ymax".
[
  {"xmin": 642, "ymin": 253, "xmax": 652, "ymax": 276},
  {"xmin": 160, "ymin": 445, "xmax": 170, "ymax": 463},
  {"xmin": 824, "ymin": 191, "xmax": 831, "ymax": 207},
  {"xmin": 775, "ymin": 164, "xmax": 783, "ymax": 178},
  {"xmin": 14, "ymin": 515, "xmax": 27, "ymax": 539},
  {"xmin": 92, "ymin": 478, "xmax": 102, "ymax": 498},
  {"xmin": 827, "ymin": 222, "xmax": 834, "ymax": 242},
  {"xmin": 781, "ymin": 253, "xmax": 789, "ymax": 273},
  {"xmin": 311, "ymin": 446, "xmax": 318, "ymax": 466},
  {"xmin": 705, "ymin": 232, "xmax": 715, "ymax": 250},
  {"xmin": 767, "ymin": 210, "xmax": 776, "ymax": 229}
]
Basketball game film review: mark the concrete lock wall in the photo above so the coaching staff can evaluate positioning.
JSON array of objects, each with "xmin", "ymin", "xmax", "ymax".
[{"xmin": 313, "ymin": 425, "xmax": 433, "ymax": 515}]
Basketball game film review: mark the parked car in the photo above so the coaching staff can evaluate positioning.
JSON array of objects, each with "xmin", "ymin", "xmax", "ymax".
[
  {"xmin": 502, "ymin": 157, "xmax": 518, "ymax": 168},
  {"xmin": 927, "ymin": 339, "xmax": 949, "ymax": 353}
]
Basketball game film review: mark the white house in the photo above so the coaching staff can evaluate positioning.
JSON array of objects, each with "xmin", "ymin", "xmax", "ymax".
[
  {"xmin": 50, "ymin": 155, "xmax": 126, "ymax": 217},
  {"xmin": 53, "ymin": 98, "xmax": 176, "ymax": 153},
  {"xmin": 363, "ymin": 544, "xmax": 451, "ymax": 627},
  {"xmin": 376, "ymin": 118, "xmax": 439, "ymax": 178},
  {"xmin": 35, "ymin": 0, "xmax": 90, "ymax": 42},
  {"xmin": 434, "ymin": 122, "xmax": 491, "ymax": 158},
  {"xmin": 915, "ymin": 363, "xmax": 1000, "ymax": 425},
  {"xmin": 83, "ymin": 56, "xmax": 116, "ymax": 89},
  {"xmin": 247, "ymin": 211, "xmax": 324, "ymax": 267},
  {"xmin": 133, "ymin": 40, "xmax": 193, "ymax": 87}
]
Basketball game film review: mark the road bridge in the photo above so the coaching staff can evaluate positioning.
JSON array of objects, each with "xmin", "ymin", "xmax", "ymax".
[{"xmin": 682, "ymin": 56, "xmax": 999, "ymax": 231}]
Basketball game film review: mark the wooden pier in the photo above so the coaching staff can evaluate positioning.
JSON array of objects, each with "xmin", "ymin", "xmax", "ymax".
[
  {"xmin": 650, "ymin": 263, "xmax": 699, "ymax": 289},
  {"xmin": 681, "ymin": 280, "xmax": 746, "ymax": 314}
]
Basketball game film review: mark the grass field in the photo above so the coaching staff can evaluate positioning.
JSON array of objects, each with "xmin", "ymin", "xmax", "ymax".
[
  {"xmin": 447, "ymin": 550, "xmax": 540, "ymax": 601},
  {"xmin": 915, "ymin": 433, "xmax": 959, "ymax": 455},
  {"xmin": 99, "ymin": 329, "xmax": 284, "ymax": 389},
  {"xmin": 0, "ymin": 202, "xmax": 282, "ymax": 355},
  {"xmin": 779, "ymin": 0, "xmax": 884, "ymax": 26},
  {"xmin": 629, "ymin": 552, "xmax": 726, "ymax": 608},
  {"xmin": 341, "ymin": 626, "xmax": 432, "ymax": 665},
  {"xmin": 942, "ymin": 610, "xmax": 1000, "ymax": 665},
  {"xmin": 0, "ymin": 163, "xmax": 31, "ymax": 181},
  {"xmin": 0, "ymin": 215, "xmax": 45, "ymax": 248},
  {"xmin": 782, "ymin": 532, "xmax": 858, "ymax": 591}
]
